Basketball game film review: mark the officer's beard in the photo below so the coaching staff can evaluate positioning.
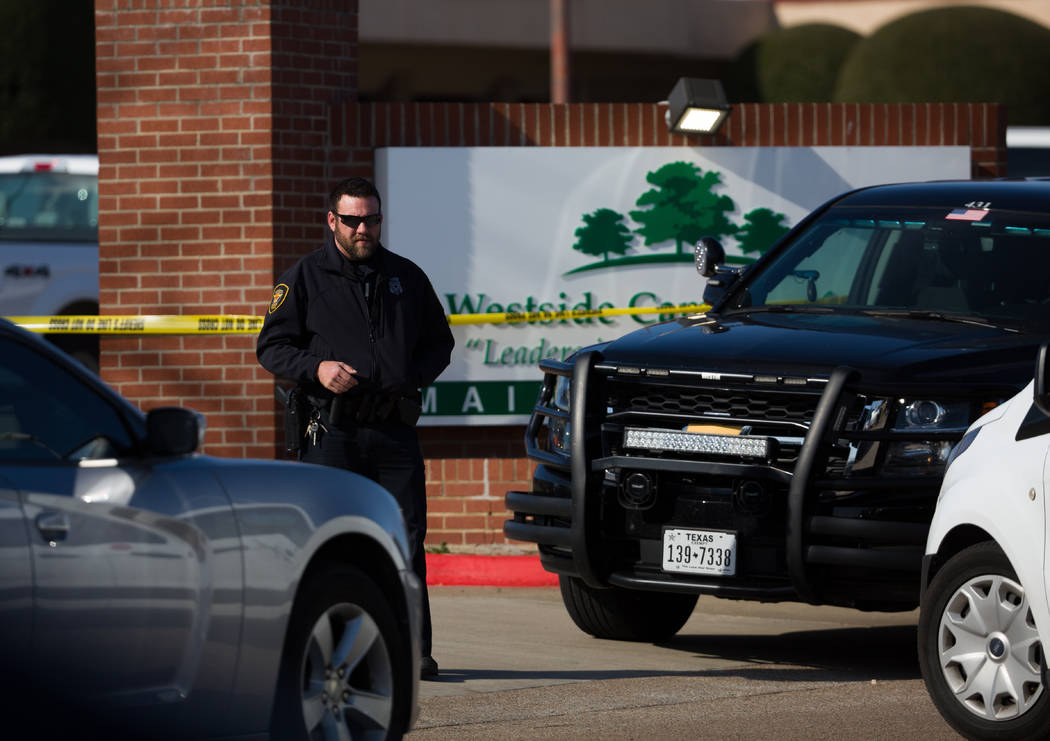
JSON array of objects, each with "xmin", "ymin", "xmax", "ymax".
[{"xmin": 335, "ymin": 230, "xmax": 378, "ymax": 262}]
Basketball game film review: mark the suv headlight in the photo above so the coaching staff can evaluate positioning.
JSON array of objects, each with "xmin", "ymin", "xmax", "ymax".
[
  {"xmin": 895, "ymin": 399, "xmax": 969, "ymax": 430},
  {"xmin": 883, "ymin": 398, "xmax": 970, "ymax": 476},
  {"xmin": 548, "ymin": 374, "xmax": 572, "ymax": 454},
  {"xmin": 846, "ymin": 397, "xmax": 972, "ymax": 477}
]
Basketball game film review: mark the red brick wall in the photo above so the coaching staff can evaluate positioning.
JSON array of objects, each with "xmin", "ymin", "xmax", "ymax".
[
  {"xmin": 95, "ymin": 2, "xmax": 1007, "ymax": 550},
  {"xmin": 269, "ymin": 1, "xmax": 358, "ymax": 275},
  {"xmin": 419, "ymin": 426, "xmax": 532, "ymax": 548},
  {"xmin": 332, "ymin": 101, "xmax": 1006, "ymax": 174},
  {"xmin": 332, "ymin": 100, "xmax": 1006, "ymax": 548}
]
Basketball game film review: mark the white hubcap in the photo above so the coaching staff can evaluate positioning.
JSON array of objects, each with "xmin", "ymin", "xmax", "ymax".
[{"xmin": 937, "ymin": 573, "xmax": 1044, "ymax": 720}]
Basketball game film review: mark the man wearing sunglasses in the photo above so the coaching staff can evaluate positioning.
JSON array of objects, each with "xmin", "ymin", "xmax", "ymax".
[{"xmin": 257, "ymin": 176, "xmax": 454, "ymax": 680}]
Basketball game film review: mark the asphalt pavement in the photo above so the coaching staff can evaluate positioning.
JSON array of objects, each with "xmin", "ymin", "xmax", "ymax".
[{"xmin": 409, "ymin": 585, "xmax": 961, "ymax": 740}]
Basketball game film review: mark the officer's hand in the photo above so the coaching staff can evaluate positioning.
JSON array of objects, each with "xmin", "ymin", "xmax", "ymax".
[{"xmin": 317, "ymin": 360, "xmax": 359, "ymax": 393}]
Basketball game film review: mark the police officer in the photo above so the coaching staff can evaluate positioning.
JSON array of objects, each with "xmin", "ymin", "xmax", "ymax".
[{"xmin": 257, "ymin": 176, "xmax": 454, "ymax": 680}]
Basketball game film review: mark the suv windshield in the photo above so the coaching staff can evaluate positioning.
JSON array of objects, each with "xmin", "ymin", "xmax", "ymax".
[
  {"xmin": 726, "ymin": 206, "xmax": 1050, "ymax": 332},
  {"xmin": 0, "ymin": 171, "xmax": 98, "ymax": 242}
]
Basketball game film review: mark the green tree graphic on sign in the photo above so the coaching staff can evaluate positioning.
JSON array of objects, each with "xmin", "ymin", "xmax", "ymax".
[
  {"xmin": 573, "ymin": 208, "xmax": 634, "ymax": 261},
  {"xmin": 736, "ymin": 207, "xmax": 790, "ymax": 256},
  {"xmin": 563, "ymin": 160, "xmax": 794, "ymax": 276},
  {"xmin": 629, "ymin": 162, "xmax": 738, "ymax": 254}
]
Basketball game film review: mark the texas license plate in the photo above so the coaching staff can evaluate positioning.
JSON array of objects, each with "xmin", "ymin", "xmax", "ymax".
[{"xmin": 662, "ymin": 527, "xmax": 737, "ymax": 576}]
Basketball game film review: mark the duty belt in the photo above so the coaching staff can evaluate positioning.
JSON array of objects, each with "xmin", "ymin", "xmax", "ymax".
[{"xmin": 309, "ymin": 391, "xmax": 421, "ymax": 426}]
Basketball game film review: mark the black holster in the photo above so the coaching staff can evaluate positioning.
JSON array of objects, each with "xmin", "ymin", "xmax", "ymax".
[
  {"xmin": 396, "ymin": 396, "xmax": 422, "ymax": 426},
  {"xmin": 277, "ymin": 386, "xmax": 307, "ymax": 453}
]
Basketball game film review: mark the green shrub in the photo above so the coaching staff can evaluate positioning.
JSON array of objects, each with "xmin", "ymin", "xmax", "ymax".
[
  {"xmin": 726, "ymin": 23, "xmax": 861, "ymax": 103},
  {"xmin": 834, "ymin": 7, "xmax": 1050, "ymax": 125}
]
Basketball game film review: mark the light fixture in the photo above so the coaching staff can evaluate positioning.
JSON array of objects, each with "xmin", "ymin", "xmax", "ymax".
[{"xmin": 665, "ymin": 78, "xmax": 731, "ymax": 135}]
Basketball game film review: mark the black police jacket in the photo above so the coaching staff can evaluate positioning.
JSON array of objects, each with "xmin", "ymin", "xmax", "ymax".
[{"xmin": 257, "ymin": 237, "xmax": 454, "ymax": 402}]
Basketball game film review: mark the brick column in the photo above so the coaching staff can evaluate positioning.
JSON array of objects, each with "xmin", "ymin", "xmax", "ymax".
[{"xmin": 94, "ymin": 0, "xmax": 358, "ymax": 457}]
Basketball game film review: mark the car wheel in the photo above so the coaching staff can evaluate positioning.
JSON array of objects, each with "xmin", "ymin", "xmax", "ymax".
[
  {"xmin": 272, "ymin": 565, "xmax": 412, "ymax": 740},
  {"xmin": 559, "ymin": 575, "xmax": 698, "ymax": 642},
  {"xmin": 918, "ymin": 541, "xmax": 1049, "ymax": 740}
]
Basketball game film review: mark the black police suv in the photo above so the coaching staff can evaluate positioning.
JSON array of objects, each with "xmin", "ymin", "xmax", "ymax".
[{"xmin": 506, "ymin": 179, "xmax": 1050, "ymax": 641}]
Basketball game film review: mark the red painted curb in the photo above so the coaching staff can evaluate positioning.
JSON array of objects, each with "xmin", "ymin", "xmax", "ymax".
[{"xmin": 425, "ymin": 553, "xmax": 559, "ymax": 587}]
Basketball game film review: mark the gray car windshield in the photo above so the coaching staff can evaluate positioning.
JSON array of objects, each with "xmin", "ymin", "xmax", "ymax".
[{"xmin": 727, "ymin": 206, "xmax": 1050, "ymax": 331}]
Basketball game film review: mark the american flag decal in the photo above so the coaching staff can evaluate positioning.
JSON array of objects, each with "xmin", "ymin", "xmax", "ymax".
[{"xmin": 945, "ymin": 208, "xmax": 990, "ymax": 221}]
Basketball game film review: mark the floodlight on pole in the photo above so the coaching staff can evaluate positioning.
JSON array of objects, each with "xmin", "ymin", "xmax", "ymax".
[{"xmin": 665, "ymin": 78, "xmax": 731, "ymax": 135}]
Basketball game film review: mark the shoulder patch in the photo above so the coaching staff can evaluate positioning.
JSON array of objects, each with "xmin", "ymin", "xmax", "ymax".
[{"xmin": 269, "ymin": 283, "xmax": 290, "ymax": 314}]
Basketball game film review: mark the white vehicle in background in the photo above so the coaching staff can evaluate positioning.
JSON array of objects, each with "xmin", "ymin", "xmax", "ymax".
[
  {"xmin": 919, "ymin": 343, "xmax": 1050, "ymax": 740},
  {"xmin": 0, "ymin": 154, "xmax": 99, "ymax": 370}
]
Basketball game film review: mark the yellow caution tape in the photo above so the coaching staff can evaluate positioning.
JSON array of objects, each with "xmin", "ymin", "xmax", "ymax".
[
  {"xmin": 447, "ymin": 303, "xmax": 708, "ymax": 325},
  {"xmin": 6, "ymin": 315, "xmax": 265, "ymax": 335},
  {"xmin": 6, "ymin": 304, "xmax": 709, "ymax": 335}
]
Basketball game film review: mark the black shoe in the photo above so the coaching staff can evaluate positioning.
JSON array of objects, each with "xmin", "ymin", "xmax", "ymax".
[{"xmin": 421, "ymin": 655, "xmax": 439, "ymax": 680}]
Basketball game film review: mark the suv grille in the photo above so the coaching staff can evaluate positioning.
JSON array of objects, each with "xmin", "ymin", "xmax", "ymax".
[
  {"xmin": 605, "ymin": 380, "xmax": 821, "ymax": 426},
  {"xmin": 599, "ymin": 375, "xmax": 840, "ymax": 473}
]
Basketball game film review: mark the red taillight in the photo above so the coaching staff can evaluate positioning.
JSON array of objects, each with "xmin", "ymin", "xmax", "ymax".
[{"xmin": 32, "ymin": 162, "xmax": 53, "ymax": 171}]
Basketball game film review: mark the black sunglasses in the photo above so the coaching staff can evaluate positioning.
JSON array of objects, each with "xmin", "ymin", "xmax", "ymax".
[{"xmin": 333, "ymin": 212, "xmax": 382, "ymax": 229}]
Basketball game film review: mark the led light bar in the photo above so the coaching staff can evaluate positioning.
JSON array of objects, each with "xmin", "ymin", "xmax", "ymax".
[{"xmin": 623, "ymin": 427, "xmax": 770, "ymax": 458}]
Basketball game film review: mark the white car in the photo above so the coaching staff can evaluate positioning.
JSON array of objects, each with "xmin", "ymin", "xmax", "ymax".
[
  {"xmin": 920, "ymin": 343, "xmax": 1050, "ymax": 739},
  {"xmin": 0, "ymin": 154, "xmax": 99, "ymax": 370}
]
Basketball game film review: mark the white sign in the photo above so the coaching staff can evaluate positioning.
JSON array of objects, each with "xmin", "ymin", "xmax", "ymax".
[{"xmin": 375, "ymin": 146, "xmax": 971, "ymax": 425}]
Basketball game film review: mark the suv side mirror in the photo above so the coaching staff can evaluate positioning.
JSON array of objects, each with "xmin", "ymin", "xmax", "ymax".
[
  {"xmin": 147, "ymin": 407, "xmax": 205, "ymax": 456},
  {"xmin": 1036, "ymin": 344, "xmax": 1050, "ymax": 416}
]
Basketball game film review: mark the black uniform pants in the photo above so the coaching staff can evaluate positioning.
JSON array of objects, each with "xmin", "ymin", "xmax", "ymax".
[{"xmin": 302, "ymin": 419, "xmax": 433, "ymax": 656}]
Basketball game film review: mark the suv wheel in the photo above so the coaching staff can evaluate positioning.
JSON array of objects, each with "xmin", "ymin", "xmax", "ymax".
[
  {"xmin": 272, "ymin": 565, "xmax": 412, "ymax": 740},
  {"xmin": 559, "ymin": 575, "xmax": 697, "ymax": 642},
  {"xmin": 918, "ymin": 542, "xmax": 1049, "ymax": 740}
]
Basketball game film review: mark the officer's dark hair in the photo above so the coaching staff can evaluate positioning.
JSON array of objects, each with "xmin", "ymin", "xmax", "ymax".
[{"xmin": 329, "ymin": 177, "xmax": 382, "ymax": 214}]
